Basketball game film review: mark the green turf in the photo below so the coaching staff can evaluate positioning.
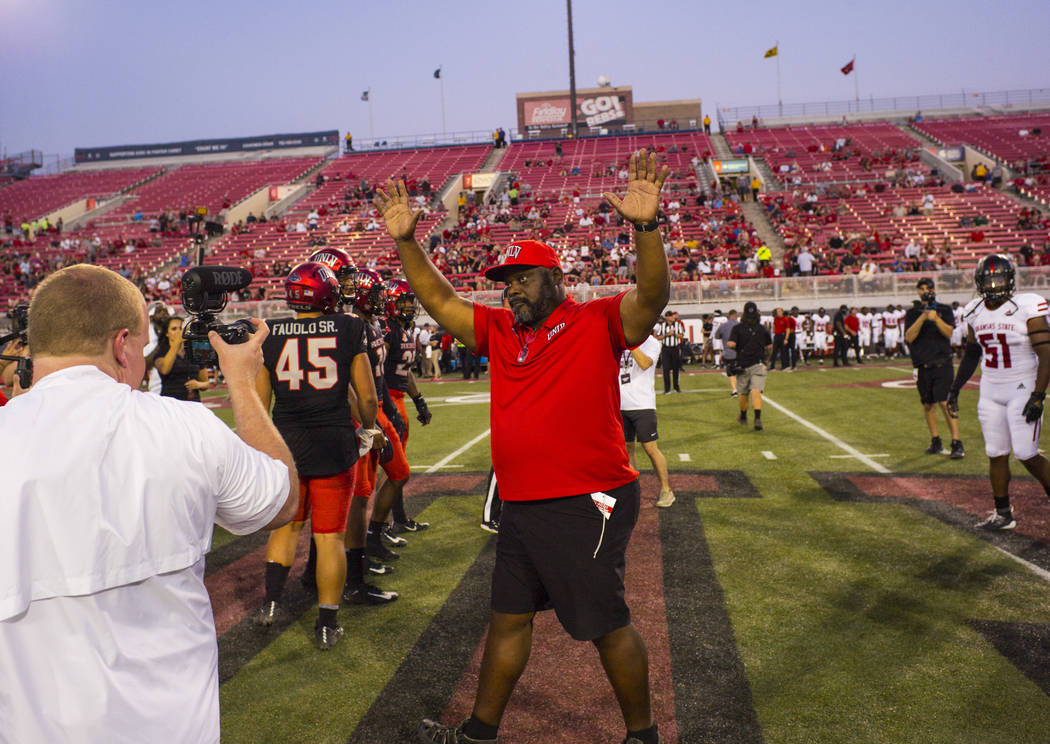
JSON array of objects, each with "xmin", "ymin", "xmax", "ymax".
[{"xmin": 204, "ymin": 363, "xmax": 1050, "ymax": 743}]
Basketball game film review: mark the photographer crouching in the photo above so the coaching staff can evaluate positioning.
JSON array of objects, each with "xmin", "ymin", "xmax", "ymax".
[
  {"xmin": 0, "ymin": 265, "xmax": 299, "ymax": 741},
  {"xmin": 904, "ymin": 277, "xmax": 964, "ymax": 458}
]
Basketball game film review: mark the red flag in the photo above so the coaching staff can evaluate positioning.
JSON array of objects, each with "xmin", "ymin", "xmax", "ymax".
[{"xmin": 841, "ymin": 58, "xmax": 855, "ymax": 75}]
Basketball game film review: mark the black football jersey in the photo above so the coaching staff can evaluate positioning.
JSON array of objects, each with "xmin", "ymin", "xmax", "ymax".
[
  {"xmin": 262, "ymin": 313, "xmax": 367, "ymax": 476},
  {"xmin": 384, "ymin": 321, "xmax": 416, "ymax": 393},
  {"xmin": 362, "ymin": 318, "xmax": 389, "ymax": 400}
]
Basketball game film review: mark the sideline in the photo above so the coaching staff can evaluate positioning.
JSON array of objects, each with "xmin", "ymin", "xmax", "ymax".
[
  {"xmin": 762, "ymin": 394, "xmax": 890, "ymax": 474},
  {"xmin": 424, "ymin": 429, "xmax": 491, "ymax": 474}
]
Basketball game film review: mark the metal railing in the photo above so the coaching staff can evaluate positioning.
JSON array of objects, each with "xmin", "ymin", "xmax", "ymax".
[{"xmin": 717, "ymin": 87, "xmax": 1050, "ymax": 130}]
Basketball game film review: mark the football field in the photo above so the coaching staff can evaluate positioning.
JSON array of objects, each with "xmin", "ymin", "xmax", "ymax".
[{"xmin": 206, "ymin": 362, "xmax": 1050, "ymax": 744}]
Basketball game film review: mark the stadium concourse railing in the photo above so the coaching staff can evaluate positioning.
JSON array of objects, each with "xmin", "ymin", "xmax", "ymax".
[
  {"xmin": 717, "ymin": 87, "xmax": 1050, "ymax": 130},
  {"xmin": 172, "ymin": 267, "xmax": 1050, "ymax": 330}
]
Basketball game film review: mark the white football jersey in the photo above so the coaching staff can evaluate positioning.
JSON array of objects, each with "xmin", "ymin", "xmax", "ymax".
[
  {"xmin": 963, "ymin": 293, "xmax": 1049, "ymax": 385},
  {"xmin": 859, "ymin": 312, "xmax": 873, "ymax": 331},
  {"xmin": 882, "ymin": 310, "xmax": 900, "ymax": 329},
  {"xmin": 812, "ymin": 314, "xmax": 831, "ymax": 333},
  {"xmin": 872, "ymin": 313, "xmax": 884, "ymax": 331}
]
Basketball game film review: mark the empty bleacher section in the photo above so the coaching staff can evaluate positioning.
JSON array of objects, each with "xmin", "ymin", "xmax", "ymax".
[
  {"xmin": 914, "ymin": 113, "xmax": 1050, "ymax": 169},
  {"xmin": 0, "ymin": 167, "xmax": 162, "ymax": 224},
  {"xmin": 724, "ymin": 123, "xmax": 922, "ymax": 185}
]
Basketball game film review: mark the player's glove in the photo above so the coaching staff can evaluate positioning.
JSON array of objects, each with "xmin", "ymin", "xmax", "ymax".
[
  {"xmin": 412, "ymin": 394, "xmax": 432, "ymax": 425},
  {"xmin": 1023, "ymin": 391, "xmax": 1046, "ymax": 424},
  {"xmin": 946, "ymin": 389, "xmax": 960, "ymax": 419}
]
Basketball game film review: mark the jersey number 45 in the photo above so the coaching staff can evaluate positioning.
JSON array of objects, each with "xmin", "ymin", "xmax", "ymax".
[{"xmin": 276, "ymin": 337, "xmax": 338, "ymax": 390}]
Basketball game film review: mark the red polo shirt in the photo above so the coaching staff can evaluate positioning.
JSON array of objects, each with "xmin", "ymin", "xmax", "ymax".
[{"xmin": 473, "ymin": 293, "xmax": 639, "ymax": 501}]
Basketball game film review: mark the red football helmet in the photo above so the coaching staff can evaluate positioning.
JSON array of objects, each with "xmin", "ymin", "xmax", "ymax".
[
  {"xmin": 386, "ymin": 279, "xmax": 417, "ymax": 325},
  {"xmin": 284, "ymin": 261, "xmax": 340, "ymax": 313},
  {"xmin": 350, "ymin": 268, "xmax": 387, "ymax": 316},
  {"xmin": 309, "ymin": 247, "xmax": 356, "ymax": 301}
]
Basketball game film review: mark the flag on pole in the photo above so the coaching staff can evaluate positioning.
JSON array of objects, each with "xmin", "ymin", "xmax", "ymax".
[
  {"xmin": 763, "ymin": 45, "xmax": 778, "ymax": 59},
  {"xmin": 841, "ymin": 58, "xmax": 855, "ymax": 75},
  {"xmin": 361, "ymin": 90, "xmax": 369, "ymax": 101},
  {"xmin": 433, "ymin": 67, "xmax": 441, "ymax": 79}
]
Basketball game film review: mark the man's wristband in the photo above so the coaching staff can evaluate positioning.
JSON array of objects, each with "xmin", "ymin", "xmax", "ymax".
[{"xmin": 632, "ymin": 219, "xmax": 660, "ymax": 233}]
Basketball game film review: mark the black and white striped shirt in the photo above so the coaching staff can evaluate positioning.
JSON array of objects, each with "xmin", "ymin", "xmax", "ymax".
[{"xmin": 655, "ymin": 320, "xmax": 685, "ymax": 348}]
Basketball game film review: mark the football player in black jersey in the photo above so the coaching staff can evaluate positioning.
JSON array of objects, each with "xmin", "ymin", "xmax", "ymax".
[
  {"xmin": 345, "ymin": 268, "xmax": 411, "ymax": 603},
  {"xmin": 251, "ymin": 261, "xmax": 380, "ymax": 649},
  {"xmin": 384, "ymin": 279, "xmax": 433, "ymax": 533}
]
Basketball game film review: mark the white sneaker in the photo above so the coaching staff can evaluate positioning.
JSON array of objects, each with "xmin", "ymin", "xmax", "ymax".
[{"xmin": 656, "ymin": 490, "xmax": 675, "ymax": 508}]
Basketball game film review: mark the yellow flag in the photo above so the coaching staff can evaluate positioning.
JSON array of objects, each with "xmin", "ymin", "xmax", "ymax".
[{"xmin": 764, "ymin": 45, "xmax": 778, "ymax": 58}]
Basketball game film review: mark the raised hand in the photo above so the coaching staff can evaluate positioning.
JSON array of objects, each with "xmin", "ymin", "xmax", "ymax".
[
  {"xmin": 602, "ymin": 149, "xmax": 669, "ymax": 225},
  {"xmin": 373, "ymin": 179, "xmax": 423, "ymax": 241}
]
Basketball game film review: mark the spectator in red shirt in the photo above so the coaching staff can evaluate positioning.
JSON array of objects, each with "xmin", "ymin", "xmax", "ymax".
[
  {"xmin": 375, "ymin": 150, "xmax": 670, "ymax": 744},
  {"xmin": 770, "ymin": 307, "xmax": 794, "ymax": 371},
  {"xmin": 845, "ymin": 307, "xmax": 862, "ymax": 362}
]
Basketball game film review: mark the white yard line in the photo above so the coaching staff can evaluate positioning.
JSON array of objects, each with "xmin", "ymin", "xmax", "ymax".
[
  {"xmin": 993, "ymin": 546, "xmax": 1050, "ymax": 585},
  {"xmin": 424, "ymin": 429, "xmax": 491, "ymax": 474},
  {"xmin": 762, "ymin": 394, "xmax": 891, "ymax": 473},
  {"xmin": 678, "ymin": 453, "xmax": 692, "ymax": 462},
  {"xmin": 761, "ymin": 451, "xmax": 777, "ymax": 460}
]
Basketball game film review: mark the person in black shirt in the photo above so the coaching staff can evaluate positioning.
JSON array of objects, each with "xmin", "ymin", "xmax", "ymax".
[
  {"xmin": 252, "ymin": 261, "xmax": 380, "ymax": 649},
  {"xmin": 903, "ymin": 277, "xmax": 964, "ymax": 458},
  {"xmin": 154, "ymin": 316, "xmax": 209, "ymax": 401},
  {"xmin": 832, "ymin": 305, "xmax": 852, "ymax": 367},
  {"xmin": 728, "ymin": 301, "xmax": 773, "ymax": 430}
]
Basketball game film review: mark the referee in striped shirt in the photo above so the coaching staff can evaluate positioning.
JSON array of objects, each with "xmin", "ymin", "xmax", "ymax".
[{"xmin": 654, "ymin": 310, "xmax": 685, "ymax": 394}]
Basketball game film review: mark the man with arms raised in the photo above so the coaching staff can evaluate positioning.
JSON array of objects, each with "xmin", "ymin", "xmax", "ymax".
[
  {"xmin": 375, "ymin": 150, "xmax": 669, "ymax": 744},
  {"xmin": 0, "ymin": 265, "xmax": 297, "ymax": 742}
]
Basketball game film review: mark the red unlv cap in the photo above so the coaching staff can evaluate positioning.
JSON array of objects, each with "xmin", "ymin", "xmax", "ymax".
[{"xmin": 484, "ymin": 240, "xmax": 561, "ymax": 282}]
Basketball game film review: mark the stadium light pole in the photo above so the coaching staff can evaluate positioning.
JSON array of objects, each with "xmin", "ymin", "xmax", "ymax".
[{"xmin": 567, "ymin": 0, "xmax": 578, "ymax": 138}]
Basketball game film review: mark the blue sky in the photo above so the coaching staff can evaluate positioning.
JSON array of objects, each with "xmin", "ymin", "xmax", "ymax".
[{"xmin": 2, "ymin": 0, "xmax": 1048, "ymax": 157}]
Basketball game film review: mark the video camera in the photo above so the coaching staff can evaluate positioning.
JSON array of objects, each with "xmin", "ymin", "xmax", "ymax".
[
  {"xmin": 180, "ymin": 266, "xmax": 256, "ymax": 366},
  {"xmin": 0, "ymin": 302, "xmax": 32, "ymax": 389}
]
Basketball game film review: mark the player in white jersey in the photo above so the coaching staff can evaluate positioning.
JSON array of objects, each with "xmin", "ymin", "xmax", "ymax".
[
  {"xmin": 858, "ymin": 307, "xmax": 873, "ymax": 356},
  {"xmin": 882, "ymin": 304, "xmax": 901, "ymax": 358},
  {"xmin": 948, "ymin": 254, "xmax": 1050, "ymax": 530},
  {"xmin": 811, "ymin": 308, "xmax": 831, "ymax": 364},
  {"xmin": 871, "ymin": 310, "xmax": 884, "ymax": 356},
  {"xmin": 711, "ymin": 310, "xmax": 728, "ymax": 366}
]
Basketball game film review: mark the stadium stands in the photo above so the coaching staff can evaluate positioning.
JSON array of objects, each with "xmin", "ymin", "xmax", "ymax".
[
  {"xmin": 724, "ymin": 123, "xmax": 922, "ymax": 184},
  {"xmin": 914, "ymin": 113, "xmax": 1050, "ymax": 168},
  {"xmin": 0, "ymin": 167, "xmax": 162, "ymax": 224}
]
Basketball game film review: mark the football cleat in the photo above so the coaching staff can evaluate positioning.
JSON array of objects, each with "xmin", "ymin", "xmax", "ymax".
[
  {"xmin": 315, "ymin": 624, "xmax": 344, "ymax": 651},
  {"xmin": 480, "ymin": 521, "xmax": 500, "ymax": 534},
  {"xmin": 949, "ymin": 440, "xmax": 965, "ymax": 459},
  {"xmin": 252, "ymin": 601, "xmax": 280, "ymax": 627},
  {"xmin": 366, "ymin": 537, "xmax": 400, "ymax": 562},
  {"xmin": 344, "ymin": 582, "xmax": 399, "ymax": 605},
  {"xmin": 381, "ymin": 525, "xmax": 408, "ymax": 547},
  {"xmin": 977, "ymin": 510, "xmax": 1016, "ymax": 531},
  {"xmin": 417, "ymin": 719, "xmax": 497, "ymax": 744},
  {"xmin": 393, "ymin": 518, "xmax": 430, "ymax": 533},
  {"xmin": 924, "ymin": 437, "xmax": 944, "ymax": 455}
]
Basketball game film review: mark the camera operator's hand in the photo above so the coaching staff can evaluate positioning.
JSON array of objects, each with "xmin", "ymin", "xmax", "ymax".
[
  {"xmin": 209, "ymin": 317, "xmax": 268, "ymax": 389},
  {"xmin": 1023, "ymin": 391, "xmax": 1045, "ymax": 424},
  {"xmin": 946, "ymin": 389, "xmax": 960, "ymax": 419}
]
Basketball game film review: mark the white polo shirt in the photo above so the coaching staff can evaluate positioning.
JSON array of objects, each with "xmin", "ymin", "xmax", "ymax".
[
  {"xmin": 0, "ymin": 365, "xmax": 289, "ymax": 743},
  {"xmin": 619, "ymin": 336, "xmax": 661, "ymax": 411}
]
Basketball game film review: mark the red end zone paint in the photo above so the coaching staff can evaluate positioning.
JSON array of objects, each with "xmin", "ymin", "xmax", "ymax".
[
  {"xmin": 445, "ymin": 475, "xmax": 680, "ymax": 743},
  {"xmin": 849, "ymin": 475, "xmax": 1050, "ymax": 546},
  {"xmin": 207, "ymin": 529, "xmax": 311, "ymax": 636}
]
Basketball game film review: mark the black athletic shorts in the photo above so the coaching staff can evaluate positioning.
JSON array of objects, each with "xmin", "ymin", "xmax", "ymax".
[
  {"xmin": 491, "ymin": 479, "xmax": 640, "ymax": 641},
  {"xmin": 916, "ymin": 362, "xmax": 953, "ymax": 405},
  {"xmin": 621, "ymin": 409, "xmax": 658, "ymax": 443}
]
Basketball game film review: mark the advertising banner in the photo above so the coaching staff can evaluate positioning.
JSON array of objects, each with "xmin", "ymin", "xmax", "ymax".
[{"xmin": 74, "ymin": 130, "xmax": 339, "ymax": 163}]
